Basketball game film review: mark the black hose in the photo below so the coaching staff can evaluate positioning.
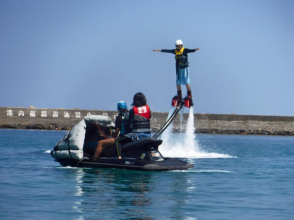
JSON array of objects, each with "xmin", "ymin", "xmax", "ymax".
[{"xmin": 152, "ymin": 102, "xmax": 183, "ymax": 139}]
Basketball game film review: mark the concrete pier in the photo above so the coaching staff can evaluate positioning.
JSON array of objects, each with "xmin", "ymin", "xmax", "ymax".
[{"xmin": 1, "ymin": 107, "xmax": 294, "ymax": 135}]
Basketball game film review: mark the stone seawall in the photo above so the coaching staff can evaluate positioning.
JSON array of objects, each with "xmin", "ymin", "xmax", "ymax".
[{"xmin": 1, "ymin": 107, "xmax": 294, "ymax": 135}]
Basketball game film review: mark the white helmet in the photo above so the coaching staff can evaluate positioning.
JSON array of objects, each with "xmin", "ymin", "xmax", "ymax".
[{"xmin": 175, "ymin": 39, "xmax": 183, "ymax": 46}]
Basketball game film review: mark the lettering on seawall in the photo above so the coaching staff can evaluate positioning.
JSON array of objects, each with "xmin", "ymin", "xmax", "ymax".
[
  {"xmin": 53, "ymin": 111, "xmax": 58, "ymax": 117},
  {"xmin": 5, "ymin": 109, "xmax": 86, "ymax": 119},
  {"xmin": 18, "ymin": 110, "xmax": 24, "ymax": 117},
  {"xmin": 7, "ymin": 110, "xmax": 13, "ymax": 116},
  {"xmin": 41, "ymin": 111, "xmax": 47, "ymax": 117},
  {"xmin": 30, "ymin": 110, "xmax": 36, "ymax": 117},
  {"xmin": 64, "ymin": 111, "xmax": 70, "ymax": 118}
]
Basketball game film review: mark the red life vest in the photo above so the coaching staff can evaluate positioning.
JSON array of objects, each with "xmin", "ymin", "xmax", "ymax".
[
  {"xmin": 131, "ymin": 105, "xmax": 151, "ymax": 133},
  {"xmin": 133, "ymin": 105, "xmax": 151, "ymax": 119}
]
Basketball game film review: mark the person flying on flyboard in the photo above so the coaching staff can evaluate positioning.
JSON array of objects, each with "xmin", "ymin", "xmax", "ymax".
[{"xmin": 153, "ymin": 40, "xmax": 200, "ymax": 107}]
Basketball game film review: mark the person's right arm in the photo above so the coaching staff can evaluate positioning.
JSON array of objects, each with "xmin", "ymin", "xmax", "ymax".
[{"xmin": 153, "ymin": 49, "xmax": 174, "ymax": 54}]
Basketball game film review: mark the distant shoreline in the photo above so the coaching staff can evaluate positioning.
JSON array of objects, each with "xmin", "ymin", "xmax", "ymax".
[{"xmin": 1, "ymin": 107, "xmax": 294, "ymax": 136}]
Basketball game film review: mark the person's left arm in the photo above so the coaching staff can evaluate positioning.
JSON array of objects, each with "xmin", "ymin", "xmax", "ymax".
[
  {"xmin": 185, "ymin": 48, "xmax": 201, "ymax": 53},
  {"xmin": 113, "ymin": 115, "xmax": 122, "ymax": 138},
  {"xmin": 112, "ymin": 128, "xmax": 120, "ymax": 138}
]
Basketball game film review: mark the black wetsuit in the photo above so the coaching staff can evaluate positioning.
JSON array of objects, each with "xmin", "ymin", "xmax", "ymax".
[
  {"xmin": 114, "ymin": 112, "xmax": 130, "ymax": 157},
  {"xmin": 115, "ymin": 114, "xmax": 125, "ymax": 136}
]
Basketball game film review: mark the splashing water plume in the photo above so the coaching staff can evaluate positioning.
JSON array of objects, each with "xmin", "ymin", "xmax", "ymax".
[
  {"xmin": 180, "ymin": 108, "xmax": 184, "ymax": 132},
  {"xmin": 184, "ymin": 107, "xmax": 199, "ymax": 153},
  {"xmin": 161, "ymin": 107, "xmax": 175, "ymax": 148},
  {"xmin": 160, "ymin": 107, "xmax": 236, "ymax": 159}
]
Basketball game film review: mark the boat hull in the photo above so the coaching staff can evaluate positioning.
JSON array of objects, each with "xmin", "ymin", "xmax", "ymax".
[{"xmin": 57, "ymin": 157, "xmax": 194, "ymax": 171}]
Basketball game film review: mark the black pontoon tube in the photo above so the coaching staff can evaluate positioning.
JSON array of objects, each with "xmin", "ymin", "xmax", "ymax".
[{"xmin": 152, "ymin": 102, "xmax": 183, "ymax": 139}]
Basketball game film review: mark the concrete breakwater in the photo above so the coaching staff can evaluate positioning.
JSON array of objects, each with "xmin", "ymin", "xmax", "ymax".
[{"xmin": 1, "ymin": 107, "xmax": 294, "ymax": 135}]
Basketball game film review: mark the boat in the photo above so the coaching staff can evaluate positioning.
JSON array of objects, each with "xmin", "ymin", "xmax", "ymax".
[{"xmin": 50, "ymin": 102, "xmax": 194, "ymax": 171}]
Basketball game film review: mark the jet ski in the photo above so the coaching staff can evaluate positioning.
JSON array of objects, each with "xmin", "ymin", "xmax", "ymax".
[{"xmin": 51, "ymin": 102, "xmax": 194, "ymax": 171}]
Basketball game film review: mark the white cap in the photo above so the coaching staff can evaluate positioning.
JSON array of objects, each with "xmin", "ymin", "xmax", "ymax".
[{"xmin": 175, "ymin": 39, "xmax": 183, "ymax": 45}]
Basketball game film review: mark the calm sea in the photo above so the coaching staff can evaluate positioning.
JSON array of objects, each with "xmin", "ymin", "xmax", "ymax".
[{"xmin": 0, "ymin": 129, "xmax": 293, "ymax": 220}]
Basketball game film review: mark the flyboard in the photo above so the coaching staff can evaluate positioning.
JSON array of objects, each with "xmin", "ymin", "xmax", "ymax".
[{"xmin": 171, "ymin": 94, "xmax": 193, "ymax": 108}]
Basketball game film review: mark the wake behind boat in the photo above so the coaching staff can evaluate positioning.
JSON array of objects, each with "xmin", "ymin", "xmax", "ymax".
[{"xmin": 51, "ymin": 102, "xmax": 194, "ymax": 171}]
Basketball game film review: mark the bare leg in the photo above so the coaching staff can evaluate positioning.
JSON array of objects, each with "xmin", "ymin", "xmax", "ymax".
[
  {"xmin": 186, "ymin": 84, "xmax": 192, "ymax": 98},
  {"xmin": 176, "ymin": 85, "xmax": 182, "ymax": 99},
  {"xmin": 93, "ymin": 138, "xmax": 115, "ymax": 160},
  {"xmin": 186, "ymin": 84, "xmax": 191, "ymax": 92}
]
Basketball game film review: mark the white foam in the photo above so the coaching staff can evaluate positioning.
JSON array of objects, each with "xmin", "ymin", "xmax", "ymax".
[
  {"xmin": 161, "ymin": 146, "xmax": 237, "ymax": 158},
  {"xmin": 160, "ymin": 106, "xmax": 237, "ymax": 159},
  {"xmin": 184, "ymin": 107, "xmax": 199, "ymax": 152},
  {"xmin": 170, "ymin": 169, "xmax": 233, "ymax": 173},
  {"xmin": 55, "ymin": 166, "xmax": 91, "ymax": 169},
  {"xmin": 43, "ymin": 150, "xmax": 51, "ymax": 153},
  {"xmin": 180, "ymin": 107, "xmax": 184, "ymax": 131},
  {"xmin": 42, "ymin": 166, "xmax": 91, "ymax": 169}
]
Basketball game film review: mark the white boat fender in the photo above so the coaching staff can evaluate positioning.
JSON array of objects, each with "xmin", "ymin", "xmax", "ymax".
[
  {"xmin": 54, "ymin": 120, "xmax": 86, "ymax": 151},
  {"xmin": 51, "ymin": 150, "xmax": 83, "ymax": 160},
  {"xmin": 84, "ymin": 115, "xmax": 112, "ymax": 125}
]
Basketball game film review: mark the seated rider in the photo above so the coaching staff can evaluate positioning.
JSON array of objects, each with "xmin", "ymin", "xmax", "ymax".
[
  {"xmin": 92, "ymin": 101, "xmax": 129, "ymax": 160},
  {"xmin": 115, "ymin": 92, "xmax": 151, "ymax": 156}
]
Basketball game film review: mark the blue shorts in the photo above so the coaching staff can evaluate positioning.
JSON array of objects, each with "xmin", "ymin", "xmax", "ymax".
[{"xmin": 176, "ymin": 67, "xmax": 190, "ymax": 85}]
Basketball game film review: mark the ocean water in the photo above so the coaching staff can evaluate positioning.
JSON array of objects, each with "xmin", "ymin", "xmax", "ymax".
[{"xmin": 0, "ymin": 129, "xmax": 294, "ymax": 220}]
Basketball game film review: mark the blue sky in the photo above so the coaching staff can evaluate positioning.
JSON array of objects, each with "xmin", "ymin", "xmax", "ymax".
[{"xmin": 1, "ymin": 0, "xmax": 293, "ymax": 116}]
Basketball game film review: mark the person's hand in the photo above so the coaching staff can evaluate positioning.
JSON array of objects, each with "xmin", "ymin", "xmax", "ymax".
[
  {"xmin": 195, "ymin": 48, "xmax": 201, "ymax": 51},
  {"xmin": 153, "ymin": 49, "xmax": 160, "ymax": 52}
]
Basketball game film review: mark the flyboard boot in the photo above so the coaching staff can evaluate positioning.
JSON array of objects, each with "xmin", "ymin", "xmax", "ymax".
[
  {"xmin": 172, "ymin": 90, "xmax": 183, "ymax": 107},
  {"xmin": 184, "ymin": 91, "xmax": 193, "ymax": 108}
]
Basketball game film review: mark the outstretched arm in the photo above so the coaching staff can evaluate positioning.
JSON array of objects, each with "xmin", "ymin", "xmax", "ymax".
[
  {"xmin": 186, "ymin": 48, "xmax": 201, "ymax": 53},
  {"xmin": 153, "ymin": 49, "xmax": 175, "ymax": 54}
]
